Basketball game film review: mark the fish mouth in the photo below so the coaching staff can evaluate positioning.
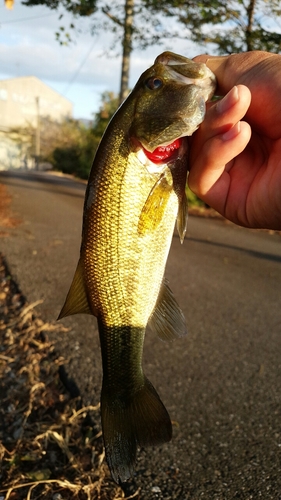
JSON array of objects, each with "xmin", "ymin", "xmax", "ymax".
[
  {"xmin": 138, "ymin": 136, "xmax": 189, "ymax": 165},
  {"xmin": 142, "ymin": 138, "xmax": 182, "ymax": 164},
  {"xmin": 155, "ymin": 51, "xmax": 216, "ymax": 91}
]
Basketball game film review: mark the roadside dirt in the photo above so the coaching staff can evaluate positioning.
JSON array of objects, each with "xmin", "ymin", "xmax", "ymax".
[
  {"xmin": 0, "ymin": 184, "xmax": 21, "ymax": 236},
  {"xmin": 0, "ymin": 253, "xmax": 138, "ymax": 498},
  {"xmin": 0, "ymin": 179, "xmax": 141, "ymax": 497}
]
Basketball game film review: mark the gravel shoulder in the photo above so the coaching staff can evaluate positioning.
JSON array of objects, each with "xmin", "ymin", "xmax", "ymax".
[
  {"xmin": 0, "ymin": 252, "xmax": 138, "ymax": 499},
  {"xmin": 0, "ymin": 182, "xmax": 133, "ymax": 499}
]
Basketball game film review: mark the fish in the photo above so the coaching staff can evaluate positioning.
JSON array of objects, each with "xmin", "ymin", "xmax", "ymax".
[{"xmin": 58, "ymin": 51, "xmax": 216, "ymax": 484}]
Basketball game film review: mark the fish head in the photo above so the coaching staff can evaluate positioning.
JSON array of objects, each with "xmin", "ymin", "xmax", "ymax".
[{"xmin": 129, "ymin": 51, "xmax": 216, "ymax": 154}]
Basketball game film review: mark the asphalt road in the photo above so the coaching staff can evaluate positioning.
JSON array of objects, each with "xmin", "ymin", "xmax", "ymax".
[{"xmin": 1, "ymin": 170, "xmax": 281, "ymax": 499}]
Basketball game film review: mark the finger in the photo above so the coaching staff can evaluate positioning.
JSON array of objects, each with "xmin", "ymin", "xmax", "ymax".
[
  {"xmin": 193, "ymin": 54, "xmax": 233, "ymax": 95},
  {"xmin": 188, "ymin": 85, "xmax": 252, "ymax": 214},
  {"xmin": 199, "ymin": 85, "xmax": 251, "ymax": 138},
  {"xmin": 189, "ymin": 122, "xmax": 251, "ymax": 200},
  {"xmin": 193, "ymin": 52, "xmax": 276, "ymax": 96}
]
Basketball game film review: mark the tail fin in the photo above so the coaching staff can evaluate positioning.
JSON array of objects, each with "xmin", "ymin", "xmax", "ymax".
[{"xmin": 101, "ymin": 376, "xmax": 172, "ymax": 484}]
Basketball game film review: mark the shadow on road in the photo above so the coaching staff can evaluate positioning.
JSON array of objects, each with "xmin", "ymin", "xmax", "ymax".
[
  {"xmin": 0, "ymin": 170, "xmax": 86, "ymax": 199},
  {"xmin": 173, "ymin": 233, "xmax": 281, "ymax": 264},
  {"xmin": 2, "ymin": 169, "xmax": 280, "ymax": 264}
]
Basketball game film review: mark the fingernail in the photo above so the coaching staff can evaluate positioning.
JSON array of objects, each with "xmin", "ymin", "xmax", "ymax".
[
  {"xmin": 222, "ymin": 122, "xmax": 241, "ymax": 142},
  {"xmin": 217, "ymin": 86, "xmax": 239, "ymax": 114}
]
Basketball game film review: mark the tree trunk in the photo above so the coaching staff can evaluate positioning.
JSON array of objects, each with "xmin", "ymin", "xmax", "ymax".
[
  {"xmin": 119, "ymin": 0, "xmax": 134, "ymax": 104},
  {"xmin": 245, "ymin": 0, "xmax": 256, "ymax": 50}
]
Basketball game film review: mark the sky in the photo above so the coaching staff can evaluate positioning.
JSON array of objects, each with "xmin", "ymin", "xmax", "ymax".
[{"xmin": 0, "ymin": 2, "xmax": 198, "ymax": 120}]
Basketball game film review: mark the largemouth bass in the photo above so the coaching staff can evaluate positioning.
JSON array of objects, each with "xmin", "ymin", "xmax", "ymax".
[{"xmin": 59, "ymin": 52, "xmax": 216, "ymax": 483}]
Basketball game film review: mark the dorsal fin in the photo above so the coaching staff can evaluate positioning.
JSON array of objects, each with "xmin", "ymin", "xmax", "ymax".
[
  {"xmin": 58, "ymin": 259, "xmax": 94, "ymax": 319},
  {"xmin": 148, "ymin": 279, "xmax": 187, "ymax": 341}
]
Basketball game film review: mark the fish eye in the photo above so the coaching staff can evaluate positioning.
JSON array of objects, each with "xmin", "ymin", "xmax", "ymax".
[{"xmin": 145, "ymin": 77, "xmax": 163, "ymax": 90}]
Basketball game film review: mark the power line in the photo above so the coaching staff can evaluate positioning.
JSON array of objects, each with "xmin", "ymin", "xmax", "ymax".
[
  {"xmin": 1, "ymin": 9, "xmax": 98, "ymax": 112},
  {"xmin": 62, "ymin": 36, "xmax": 97, "ymax": 96},
  {"xmin": 0, "ymin": 12, "xmax": 56, "ymax": 24}
]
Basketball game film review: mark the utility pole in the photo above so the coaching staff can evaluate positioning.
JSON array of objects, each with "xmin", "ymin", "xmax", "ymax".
[{"xmin": 35, "ymin": 96, "xmax": 40, "ymax": 170}]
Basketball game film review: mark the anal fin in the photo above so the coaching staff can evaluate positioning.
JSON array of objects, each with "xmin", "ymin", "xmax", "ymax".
[
  {"xmin": 149, "ymin": 278, "xmax": 187, "ymax": 341},
  {"xmin": 58, "ymin": 259, "xmax": 93, "ymax": 319}
]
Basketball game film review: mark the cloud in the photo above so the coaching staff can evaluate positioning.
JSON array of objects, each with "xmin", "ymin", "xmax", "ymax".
[
  {"xmin": 0, "ymin": 3, "xmax": 196, "ymax": 118},
  {"xmin": 0, "ymin": 4, "xmax": 119, "ymax": 116}
]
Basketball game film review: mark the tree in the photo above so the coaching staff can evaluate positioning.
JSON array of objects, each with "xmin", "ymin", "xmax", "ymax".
[
  {"xmin": 92, "ymin": 91, "xmax": 119, "ymax": 136},
  {"xmin": 21, "ymin": 0, "xmax": 281, "ymax": 111},
  {"xmin": 143, "ymin": 0, "xmax": 281, "ymax": 54},
  {"xmin": 50, "ymin": 91, "xmax": 119, "ymax": 177},
  {"xmin": 21, "ymin": 0, "xmax": 166, "ymax": 103}
]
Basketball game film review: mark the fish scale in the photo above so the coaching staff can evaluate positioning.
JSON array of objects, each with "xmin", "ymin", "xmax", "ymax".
[
  {"xmin": 59, "ymin": 51, "xmax": 216, "ymax": 483},
  {"xmin": 85, "ymin": 149, "xmax": 178, "ymax": 326}
]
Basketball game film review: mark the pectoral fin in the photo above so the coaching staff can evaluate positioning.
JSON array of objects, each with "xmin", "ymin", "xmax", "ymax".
[
  {"xmin": 58, "ymin": 259, "xmax": 93, "ymax": 319},
  {"xmin": 138, "ymin": 174, "xmax": 172, "ymax": 236},
  {"xmin": 177, "ymin": 192, "xmax": 188, "ymax": 244},
  {"xmin": 149, "ymin": 279, "xmax": 187, "ymax": 341},
  {"xmin": 169, "ymin": 141, "xmax": 189, "ymax": 244}
]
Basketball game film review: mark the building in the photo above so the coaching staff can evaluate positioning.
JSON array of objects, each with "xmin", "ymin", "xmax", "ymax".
[
  {"xmin": 0, "ymin": 76, "xmax": 73, "ymax": 170},
  {"xmin": 0, "ymin": 76, "xmax": 72, "ymax": 129}
]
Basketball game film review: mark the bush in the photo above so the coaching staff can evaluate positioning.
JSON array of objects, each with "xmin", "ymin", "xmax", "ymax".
[
  {"xmin": 53, "ymin": 145, "xmax": 92, "ymax": 180},
  {"xmin": 186, "ymin": 185, "xmax": 205, "ymax": 207}
]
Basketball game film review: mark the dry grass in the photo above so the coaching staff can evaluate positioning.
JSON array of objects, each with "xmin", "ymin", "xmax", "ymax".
[
  {"xmin": 0, "ymin": 255, "xmax": 140, "ymax": 500},
  {"xmin": 0, "ymin": 184, "xmax": 21, "ymax": 235}
]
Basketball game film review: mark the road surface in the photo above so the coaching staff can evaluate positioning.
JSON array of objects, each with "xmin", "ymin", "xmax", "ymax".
[{"xmin": 1, "ymin": 170, "xmax": 281, "ymax": 499}]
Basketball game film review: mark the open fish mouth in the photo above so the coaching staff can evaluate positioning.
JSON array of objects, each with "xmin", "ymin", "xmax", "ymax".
[
  {"xmin": 134, "ymin": 137, "xmax": 189, "ymax": 174},
  {"xmin": 142, "ymin": 138, "xmax": 182, "ymax": 163}
]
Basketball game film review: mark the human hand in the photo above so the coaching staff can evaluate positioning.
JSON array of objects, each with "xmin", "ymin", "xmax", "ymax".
[{"xmin": 189, "ymin": 51, "xmax": 281, "ymax": 230}]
